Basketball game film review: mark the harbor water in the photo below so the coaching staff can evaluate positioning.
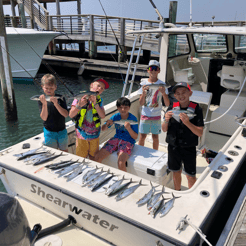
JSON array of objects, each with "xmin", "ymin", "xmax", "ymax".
[{"xmin": 0, "ymin": 70, "xmax": 139, "ymax": 192}]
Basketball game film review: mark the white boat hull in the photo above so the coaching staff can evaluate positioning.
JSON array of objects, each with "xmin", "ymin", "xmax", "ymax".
[{"xmin": 6, "ymin": 28, "xmax": 59, "ymax": 79}]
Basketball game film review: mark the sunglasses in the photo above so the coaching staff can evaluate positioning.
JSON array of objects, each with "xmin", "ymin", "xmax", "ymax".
[{"xmin": 148, "ymin": 66, "xmax": 159, "ymax": 71}]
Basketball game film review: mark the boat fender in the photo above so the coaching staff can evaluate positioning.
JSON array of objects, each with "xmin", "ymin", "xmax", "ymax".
[{"xmin": 77, "ymin": 64, "xmax": 85, "ymax": 75}]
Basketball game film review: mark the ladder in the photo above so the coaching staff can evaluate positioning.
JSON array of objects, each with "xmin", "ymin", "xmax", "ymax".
[{"xmin": 121, "ymin": 34, "xmax": 146, "ymax": 98}]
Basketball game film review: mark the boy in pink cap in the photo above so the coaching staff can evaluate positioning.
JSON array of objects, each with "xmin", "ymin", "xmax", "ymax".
[{"xmin": 69, "ymin": 78, "xmax": 109, "ymax": 160}]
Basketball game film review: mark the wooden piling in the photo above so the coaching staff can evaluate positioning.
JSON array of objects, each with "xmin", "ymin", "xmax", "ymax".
[{"xmin": 0, "ymin": 0, "xmax": 18, "ymax": 121}]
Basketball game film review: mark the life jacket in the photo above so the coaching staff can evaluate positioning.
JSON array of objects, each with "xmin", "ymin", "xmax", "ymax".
[
  {"xmin": 75, "ymin": 95, "xmax": 102, "ymax": 129},
  {"xmin": 166, "ymin": 101, "xmax": 199, "ymax": 147}
]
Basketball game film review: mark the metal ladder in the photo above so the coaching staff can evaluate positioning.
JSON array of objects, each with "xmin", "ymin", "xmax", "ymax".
[{"xmin": 121, "ymin": 34, "xmax": 146, "ymax": 98}]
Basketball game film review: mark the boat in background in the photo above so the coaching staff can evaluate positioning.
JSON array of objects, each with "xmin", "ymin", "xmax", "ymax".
[
  {"xmin": 1, "ymin": 18, "xmax": 246, "ymax": 246},
  {"xmin": 6, "ymin": 27, "xmax": 59, "ymax": 79}
]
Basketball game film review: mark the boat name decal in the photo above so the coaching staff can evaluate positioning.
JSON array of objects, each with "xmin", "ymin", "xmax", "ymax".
[{"xmin": 30, "ymin": 184, "xmax": 119, "ymax": 232}]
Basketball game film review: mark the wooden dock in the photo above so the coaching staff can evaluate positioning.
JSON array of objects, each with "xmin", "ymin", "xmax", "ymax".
[
  {"xmin": 42, "ymin": 54, "xmax": 149, "ymax": 77},
  {"xmin": 216, "ymin": 184, "xmax": 246, "ymax": 246}
]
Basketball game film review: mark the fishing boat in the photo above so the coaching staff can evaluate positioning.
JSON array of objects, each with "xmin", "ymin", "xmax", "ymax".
[
  {"xmin": 6, "ymin": 27, "xmax": 59, "ymax": 79},
  {"xmin": 1, "ymin": 18, "xmax": 246, "ymax": 246}
]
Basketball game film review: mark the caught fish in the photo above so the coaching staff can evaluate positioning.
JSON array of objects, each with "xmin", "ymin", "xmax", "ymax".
[
  {"xmin": 115, "ymin": 179, "xmax": 144, "ymax": 201},
  {"xmin": 159, "ymin": 193, "xmax": 181, "ymax": 218},
  {"xmin": 142, "ymin": 84, "xmax": 167, "ymax": 89},
  {"xmin": 65, "ymin": 164, "xmax": 89, "ymax": 182},
  {"xmin": 56, "ymin": 162, "xmax": 82, "ymax": 177},
  {"xmin": 148, "ymin": 195, "xmax": 167, "ymax": 218},
  {"xmin": 45, "ymin": 159, "xmax": 73, "ymax": 168},
  {"xmin": 113, "ymin": 120, "xmax": 138, "ymax": 125},
  {"xmin": 82, "ymin": 168, "xmax": 105, "ymax": 187},
  {"xmin": 30, "ymin": 95, "xmax": 64, "ymax": 101},
  {"xmin": 136, "ymin": 181, "xmax": 159, "ymax": 206},
  {"xmin": 23, "ymin": 152, "xmax": 52, "ymax": 163},
  {"xmin": 48, "ymin": 160, "xmax": 79, "ymax": 170},
  {"xmin": 72, "ymin": 91, "xmax": 98, "ymax": 101},
  {"xmin": 91, "ymin": 173, "xmax": 116, "ymax": 192},
  {"xmin": 108, "ymin": 178, "xmax": 134, "ymax": 197},
  {"xmin": 170, "ymin": 109, "xmax": 196, "ymax": 123},
  {"xmin": 82, "ymin": 166, "xmax": 101, "ymax": 183},
  {"xmin": 90, "ymin": 170, "xmax": 114, "ymax": 191},
  {"xmin": 33, "ymin": 152, "xmax": 64, "ymax": 166},
  {"xmin": 147, "ymin": 186, "xmax": 167, "ymax": 211},
  {"xmin": 105, "ymin": 175, "xmax": 128, "ymax": 196},
  {"xmin": 14, "ymin": 146, "xmax": 45, "ymax": 159}
]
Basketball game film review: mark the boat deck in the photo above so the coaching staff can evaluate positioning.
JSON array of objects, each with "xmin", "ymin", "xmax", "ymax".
[{"xmin": 17, "ymin": 197, "xmax": 111, "ymax": 246}]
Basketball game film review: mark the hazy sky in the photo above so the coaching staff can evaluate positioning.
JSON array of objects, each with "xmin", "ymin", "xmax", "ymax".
[{"xmin": 3, "ymin": 0, "xmax": 246, "ymax": 22}]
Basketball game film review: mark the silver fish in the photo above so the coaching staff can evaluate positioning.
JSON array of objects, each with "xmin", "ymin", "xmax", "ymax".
[
  {"xmin": 24, "ymin": 152, "xmax": 51, "ymax": 163},
  {"xmin": 82, "ymin": 168, "xmax": 105, "ymax": 187},
  {"xmin": 48, "ymin": 160, "xmax": 79, "ymax": 170},
  {"xmin": 65, "ymin": 164, "xmax": 89, "ymax": 182},
  {"xmin": 46, "ymin": 159, "xmax": 73, "ymax": 168},
  {"xmin": 142, "ymin": 84, "xmax": 167, "ymax": 89},
  {"xmin": 105, "ymin": 175, "xmax": 128, "ymax": 196},
  {"xmin": 115, "ymin": 179, "xmax": 144, "ymax": 201},
  {"xmin": 113, "ymin": 120, "xmax": 138, "ymax": 125},
  {"xmin": 148, "ymin": 195, "xmax": 167, "ymax": 218},
  {"xmin": 108, "ymin": 178, "xmax": 134, "ymax": 197},
  {"xmin": 30, "ymin": 95, "xmax": 64, "ymax": 101},
  {"xmin": 147, "ymin": 186, "xmax": 167, "ymax": 211},
  {"xmin": 89, "ymin": 169, "xmax": 112, "ymax": 191},
  {"xmin": 72, "ymin": 91, "xmax": 98, "ymax": 101},
  {"xmin": 82, "ymin": 166, "xmax": 101, "ymax": 183},
  {"xmin": 56, "ymin": 163, "xmax": 82, "ymax": 177},
  {"xmin": 14, "ymin": 146, "xmax": 45, "ymax": 159},
  {"xmin": 136, "ymin": 181, "xmax": 159, "ymax": 206},
  {"xmin": 170, "ymin": 109, "xmax": 196, "ymax": 123},
  {"xmin": 91, "ymin": 173, "xmax": 116, "ymax": 192},
  {"xmin": 159, "ymin": 193, "xmax": 181, "ymax": 218},
  {"xmin": 33, "ymin": 152, "xmax": 64, "ymax": 166}
]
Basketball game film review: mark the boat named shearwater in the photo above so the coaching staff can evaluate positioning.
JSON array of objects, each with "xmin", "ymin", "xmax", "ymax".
[{"xmin": 1, "ymin": 18, "xmax": 246, "ymax": 246}]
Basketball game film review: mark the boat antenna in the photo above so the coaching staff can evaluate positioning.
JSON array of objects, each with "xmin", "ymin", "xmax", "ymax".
[
  {"xmin": 189, "ymin": 0, "xmax": 193, "ymax": 27},
  {"xmin": 148, "ymin": 0, "xmax": 164, "ymax": 28},
  {"xmin": 98, "ymin": 0, "xmax": 126, "ymax": 62}
]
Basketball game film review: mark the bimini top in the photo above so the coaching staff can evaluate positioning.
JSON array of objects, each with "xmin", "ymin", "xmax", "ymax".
[{"xmin": 127, "ymin": 24, "xmax": 246, "ymax": 36}]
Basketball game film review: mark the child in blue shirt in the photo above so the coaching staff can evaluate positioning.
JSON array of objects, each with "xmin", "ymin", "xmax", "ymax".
[{"xmin": 94, "ymin": 97, "xmax": 138, "ymax": 171}]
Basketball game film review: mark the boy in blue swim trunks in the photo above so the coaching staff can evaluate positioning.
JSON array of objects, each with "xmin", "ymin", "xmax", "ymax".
[
  {"xmin": 138, "ymin": 60, "xmax": 170, "ymax": 150},
  {"xmin": 38, "ymin": 74, "xmax": 69, "ymax": 151},
  {"xmin": 94, "ymin": 97, "xmax": 138, "ymax": 171}
]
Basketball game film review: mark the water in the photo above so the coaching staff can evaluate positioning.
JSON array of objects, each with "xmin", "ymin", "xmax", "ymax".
[{"xmin": 0, "ymin": 70, "xmax": 139, "ymax": 192}]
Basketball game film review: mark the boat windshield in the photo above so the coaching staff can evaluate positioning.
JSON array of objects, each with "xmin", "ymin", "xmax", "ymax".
[
  {"xmin": 234, "ymin": 35, "xmax": 246, "ymax": 53},
  {"xmin": 193, "ymin": 34, "xmax": 227, "ymax": 53},
  {"xmin": 168, "ymin": 34, "xmax": 190, "ymax": 57}
]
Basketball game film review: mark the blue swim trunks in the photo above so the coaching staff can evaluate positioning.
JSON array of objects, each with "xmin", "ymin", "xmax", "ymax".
[
  {"xmin": 43, "ymin": 128, "xmax": 68, "ymax": 151},
  {"xmin": 139, "ymin": 119, "xmax": 162, "ymax": 135}
]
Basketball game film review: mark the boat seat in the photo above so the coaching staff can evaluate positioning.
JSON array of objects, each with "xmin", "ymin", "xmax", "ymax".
[
  {"xmin": 219, "ymin": 65, "xmax": 245, "ymax": 90},
  {"xmin": 169, "ymin": 59, "xmax": 195, "ymax": 85}
]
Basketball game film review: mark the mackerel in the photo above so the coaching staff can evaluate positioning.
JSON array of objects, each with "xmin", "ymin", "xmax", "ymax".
[
  {"xmin": 115, "ymin": 179, "xmax": 145, "ymax": 201},
  {"xmin": 108, "ymin": 178, "xmax": 134, "ymax": 197},
  {"xmin": 136, "ymin": 181, "xmax": 159, "ymax": 206},
  {"xmin": 148, "ymin": 195, "xmax": 167, "ymax": 218},
  {"xmin": 142, "ymin": 84, "xmax": 167, "ymax": 89},
  {"xmin": 13, "ymin": 146, "xmax": 44, "ymax": 158},
  {"xmin": 113, "ymin": 120, "xmax": 138, "ymax": 125},
  {"xmin": 105, "ymin": 175, "xmax": 128, "ymax": 196},
  {"xmin": 91, "ymin": 173, "xmax": 116, "ymax": 192},
  {"xmin": 82, "ymin": 168, "xmax": 105, "ymax": 187},
  {"xmin": 159, "ymin": 193, "xmax": 181, "ymax": 218},
  {"xmin": 82, "ymin": 166, "xmax": 101, "ymax": 183},
  {"xmin": 88, "ymin": 169, "xmax": 112, "ymax": 190},
  {"xmin": 48, "ymin": 160, "xmax": 79, "ymax": 170},
  {"xmin": 147, "ymin": 186, "xmax": 167, "ymax": 211},
  {"xmin": 33, "ymin": 152, "xmax": 64, "ymax": 166},
  {"xmin": 24, "ymin": 152, "xmax": 52, "ymax": 163},
  {"xmin": 30, "ymin": 95, "xmax": 64, "ymax": 101},
  {"xmin": 17, "ymin": 151, "xmax": 48, "ymax": 161},
  {"xmin": 65, "ymin": 164, "xmax": 89, "ymax": 182},
  {"xmin": 45, "ymin": 159, "xmax": 73, "ymax": 168},
  {"xmin": 25, "ymin": 153, "xmax": 55, "ymax": 165},
  {"xmin": 71, "ymin": 91, "xmax": 98, "ymax": 101},
  {"xmin": 56, "ymin": 163, "xmax": 81, "ymax": 177}
]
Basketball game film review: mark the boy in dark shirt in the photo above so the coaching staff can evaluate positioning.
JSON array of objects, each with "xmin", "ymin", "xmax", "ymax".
[
  {"xmin": 162, "ymin": 82, "xmax": 204, "ymax": 190},
  {"xmin": 38, "ymin": 74, "xmax": 69, "ymax": 151}
]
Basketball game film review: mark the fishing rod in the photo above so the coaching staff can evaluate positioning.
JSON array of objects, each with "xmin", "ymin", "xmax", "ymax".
[
  {"xmin": 149, "ymin": 0, "xmax": 164, "ymax": 21},
  {"xmin": 13, "ymin": 28, "xmax": 75, "ymax": 96},
  {"xmin": 98, "ymin": 0, "xmax": 126, "ymax": 61}
]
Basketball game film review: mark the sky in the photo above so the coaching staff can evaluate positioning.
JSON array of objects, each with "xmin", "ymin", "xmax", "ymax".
[{"xmin": 3, "ymin": 0, "xmax": 246, "ymax": 23}]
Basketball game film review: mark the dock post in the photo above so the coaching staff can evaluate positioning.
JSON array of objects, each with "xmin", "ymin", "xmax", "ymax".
[
  {"xmin": 118, "ymin": 18, "xmax": 125, "ymax": 62},
  {"xmin": 168, "ymin": 1, "xmax": 178, "ymax": 57},
  {"xmin": 0, "ymin": 0, "xmax": 18, "ymax": 121},
  {"xmin": 18, "ymin": 2, "xmax": 27, "ymax": 28},
  {"xmin": 79, "ymin": 42, "xmax": 85, "ymax": 57},
  {"xmin": 10, "ymin": 0, "xmax": 17, "ymax": 27},
  {"xmin": 89, "ymin": 15, "xmax": 96, "ymax": 58}
]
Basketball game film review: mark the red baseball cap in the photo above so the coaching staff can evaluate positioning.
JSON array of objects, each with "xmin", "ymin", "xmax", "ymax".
[
  {"xmin": 95, "ymin": 78, "xmax": 109, "ymax": 89},
  {"xmin": 172, "ymin": 82, "xmax": 191, "ymax": 93}
]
